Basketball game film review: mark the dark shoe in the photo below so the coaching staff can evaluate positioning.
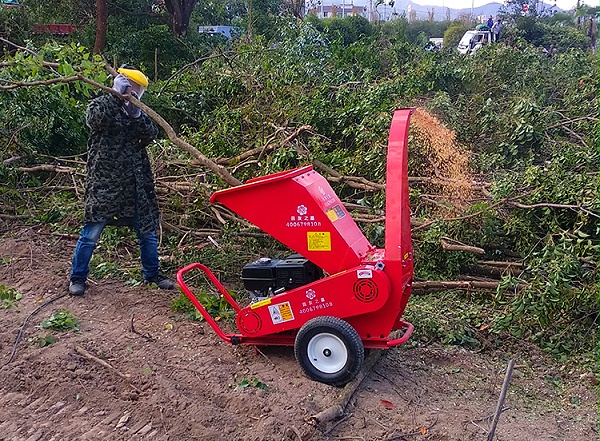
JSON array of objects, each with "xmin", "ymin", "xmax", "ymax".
[
  {"xmin": 68, "ymin": 279, "xmax": 86, "ymax": 296},
  {"xmin": 144, "ymin": 275, "xmax": 175, "ymax": 290}
]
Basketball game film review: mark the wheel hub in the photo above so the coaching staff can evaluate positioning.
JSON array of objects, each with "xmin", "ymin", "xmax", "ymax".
[{"xmin": 307, "ymin": 332, "xmax": 348, "ymax": 374}]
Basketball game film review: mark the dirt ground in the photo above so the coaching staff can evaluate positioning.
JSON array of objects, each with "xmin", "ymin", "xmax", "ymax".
[{"xmin": 0, "ymin": 225, "xmax": 597, "ymax": 441}]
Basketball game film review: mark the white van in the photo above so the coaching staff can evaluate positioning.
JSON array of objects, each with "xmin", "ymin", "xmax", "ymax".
[{"xmin": 457, "ymin": 30, "xmax": 492, "ymax": 55}]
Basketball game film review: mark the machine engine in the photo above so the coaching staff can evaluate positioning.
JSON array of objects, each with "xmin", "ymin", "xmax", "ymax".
[{"xmin": 242, "ymin": 255, "xmax": 323, "ymax": 302}]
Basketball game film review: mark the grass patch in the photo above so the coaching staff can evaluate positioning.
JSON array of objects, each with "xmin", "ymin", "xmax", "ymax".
[
  {"xmin": 403, "ymin": 290, "xmax": 497, "ymax": 350},
  {"xmin": 0, "ymin": 285, "xmax": 22, "ymax": 308},
  {"xmin": 171, "ymin": 290, "xmax": 236, "ymax": 322}
]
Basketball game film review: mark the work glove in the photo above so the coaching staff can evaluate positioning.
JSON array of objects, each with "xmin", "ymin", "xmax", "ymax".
[
  {"xmin": 123, "ymin": 90, "xmax": 142, "ymax": 118},
  {"xmin": 112, "ymin": 74, "xmax": 132, "ymax": 94}
]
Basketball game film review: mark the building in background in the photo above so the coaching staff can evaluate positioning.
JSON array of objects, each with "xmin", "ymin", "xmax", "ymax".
[
  {"xmin": 307, "ymin": 3, "xmax": 365, "ymax": 19},
  {"xmin": 307, "ymin": 1, "xmax": 405, "ymax": 22}
]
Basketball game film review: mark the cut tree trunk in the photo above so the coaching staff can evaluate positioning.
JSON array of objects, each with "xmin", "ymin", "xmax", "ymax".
[{"xmin": 412, "ymin": 280, "xmax": 500, "ymax": 292}]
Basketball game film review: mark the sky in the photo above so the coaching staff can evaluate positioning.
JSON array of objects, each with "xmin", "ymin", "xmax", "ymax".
[{"xmin": 411, "ymin": 0, "xmax": 598, "ymax": 10}]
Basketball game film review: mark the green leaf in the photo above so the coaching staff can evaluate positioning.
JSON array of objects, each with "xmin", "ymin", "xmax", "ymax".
[
  {"xmin": 39, "ymin": 310, "xmax": 79, "ymax": 331},
  {"xmin": 38, "ymin": 335, "xmax": 56, "ymax": 347},
  {"xmin": 235, "ymin": 377, "xmax": 268, "ymax": 391}
]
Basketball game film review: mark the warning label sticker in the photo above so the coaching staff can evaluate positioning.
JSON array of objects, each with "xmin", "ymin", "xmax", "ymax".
[
  {"xmin": 326, "ymin": 204, "xmax": 346, "ymax": 222},
  {"xmin": 250, "ymin": 298, "xmax": 272, "ymax": 309},
  {"xmin": 268, "ymin": 302, "xmax": 294, "ymax": 324},
  {"xmin": 307, "ymin": 232, "xmax": 331, "ymax": 251}
]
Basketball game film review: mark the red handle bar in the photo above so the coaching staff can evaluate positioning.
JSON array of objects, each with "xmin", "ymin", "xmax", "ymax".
[{"xmin": 176, "ymin": 262, "xmax": 242, "ymax": 344}]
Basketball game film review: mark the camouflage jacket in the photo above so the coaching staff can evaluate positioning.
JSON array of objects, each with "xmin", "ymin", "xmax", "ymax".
[{"xmin": 84, "ymin": 94, "xmax": 160, "ymax": 234}]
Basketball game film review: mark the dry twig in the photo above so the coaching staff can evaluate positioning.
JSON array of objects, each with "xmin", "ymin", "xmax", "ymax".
[
  {"xmin": 487, "ymin": 360, "xmax": 515, "ymax": 441},
  {"xmin": 74, "ymin": 345, "xmax": 142, "ymax": 392}
]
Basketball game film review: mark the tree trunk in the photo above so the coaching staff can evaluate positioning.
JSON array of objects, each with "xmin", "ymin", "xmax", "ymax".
[
  {"xmin": 164, "ymin": 0, "xmax": 198, "ymax": 37},
  {"xmin": 93, "ymin": 0, "xmax": 107, "ymax": 54},
  {"xmin": 284, "ymin": 0, "xmax": 304, "ymax": 19}
]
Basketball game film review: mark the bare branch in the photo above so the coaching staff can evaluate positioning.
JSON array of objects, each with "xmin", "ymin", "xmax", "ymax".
[
  {"xmin": 0, "ymin": 37, "xmax": 40, "ymax": 57},
  {"xmin": 160, "ymin": 50, "xmax": 238, "ymax": 93},
  {"xmin": 17, "ymin": 164, "xmax": 79, "ymax": 174},
  {"xmin": 440, "ymin": 237, "xmax": 485, "ymax": 255},
  {"xmin": 0, "ymin": 75, "xmax": 81, "ymax": 90},
  {"xmin": 509, "ymin": 201, "xmax": 583, "ymax": 210},
  {"xmin": 218, "ymin": 125, "xmax": 312, "ymax": 166},
  {"xmin": 509, "ymin": 201, "xmax": 599, "ymax": 217},
  {"xmin": 545, "ymin": 116, "xmax": 599, "ymax": 129},
  {"xmin": 326, "ymin": 175, "xmax": 385, "ymax": 191}
]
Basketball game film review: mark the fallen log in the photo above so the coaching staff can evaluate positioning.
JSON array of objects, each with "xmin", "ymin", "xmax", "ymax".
[
  {"xmin": 440, "ymin": 238, "xmax": 485, "ymax": 255},
  {"xmin": 478, "ymin": 260, "xmax": 524, "ymax": 269},
  {"xmin": 412, "ymin": 280, "xmax": 500, "ymax": 292},
  {"xmin": 0, "ymin": 214, "xmax": 29, "ymax": 220},
  {"xmin": 463, "ymin": 264, "xmax": 522, "ymax": 278},
  {"xmin": 458, "ymin": 275, "xmax": 499, "ymax": 283}
]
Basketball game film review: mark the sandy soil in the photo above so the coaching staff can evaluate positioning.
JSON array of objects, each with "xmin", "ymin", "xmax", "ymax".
[{"xmin": 0, "ymin": 225, "xmax": 597, "ymax": 441}]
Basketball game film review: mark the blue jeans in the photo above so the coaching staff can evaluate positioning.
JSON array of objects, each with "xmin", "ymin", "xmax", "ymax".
[{"xmin": 70, "ymin": 221, "xmax": 159, "ymax": 281}]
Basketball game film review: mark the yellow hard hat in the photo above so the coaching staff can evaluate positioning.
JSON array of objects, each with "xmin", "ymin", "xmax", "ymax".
[{"xmin": 117, "ymin": 67, "xmax": 149, "ymax": 88}]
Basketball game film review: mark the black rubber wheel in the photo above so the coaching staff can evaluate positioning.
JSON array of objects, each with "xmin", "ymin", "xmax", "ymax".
[{"xmin": 294, "ymin": 316, "xmax": 364, "ymax": 387}]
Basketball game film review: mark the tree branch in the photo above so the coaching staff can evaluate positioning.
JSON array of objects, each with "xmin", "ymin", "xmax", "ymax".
[
  {"xmin": 17, "ymin": 164, "xmax": 79, "ymax": 174},
  {"xmin": 0, "ymin": 37, "xmax": 40, "ymax": 57},
  {"xmin": 440, "ymin": 237, "xmax": 485, "ymax": 255},
  {"xmin": 160, "ymin": 49, "xmax": 240, "ymax": 93},
  {"xmin": 509, "ymin": 201, "xmax": 599, "ymax": 217},
  {"xmin": 545, "ymin": 116, "xmax": 599, "ymax": 129},
  {"xmin": 310, "ymin": 351, "xmax": 383, "ymax": 426},
  {"xmin": 218, "ymin": 125, "xmax": 312, "ymax": 166},
  {"xmin": 0, "ymin": 75, "xmax": 82, "ymax": 90},
  {"xmin": 312, "ymin": 160, "xmax": 491, "ymax": 193}
]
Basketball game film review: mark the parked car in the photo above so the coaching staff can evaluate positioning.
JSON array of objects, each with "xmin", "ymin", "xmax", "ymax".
[{"xmin": 0, "ymin": 0, "xmax": 21, "ymax": 8}]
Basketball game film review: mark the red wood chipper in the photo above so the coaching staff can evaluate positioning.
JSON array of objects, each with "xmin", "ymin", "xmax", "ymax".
[{"xmin": 177, "ymin": 108, "xmax": 415, "ymax": 387}]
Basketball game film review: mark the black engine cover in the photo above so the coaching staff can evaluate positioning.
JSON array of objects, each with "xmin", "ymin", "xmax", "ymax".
[{"xmin": 242, "ymin": 256, "xmax": 323, "ymax": 295}]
